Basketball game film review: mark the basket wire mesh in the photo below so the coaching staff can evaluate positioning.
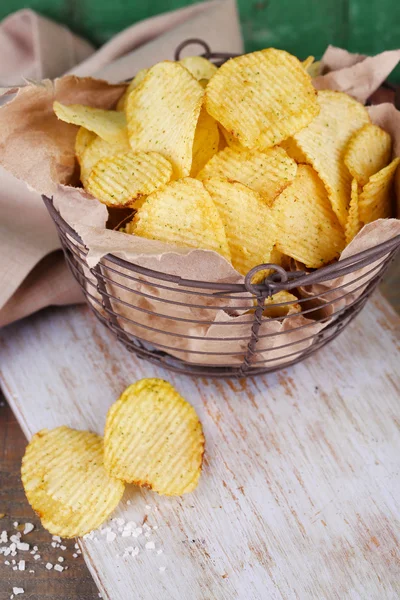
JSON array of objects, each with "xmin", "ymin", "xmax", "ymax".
[{"xmin": 42, "ymin": 40, "xmax": 400, "ymax": 378}]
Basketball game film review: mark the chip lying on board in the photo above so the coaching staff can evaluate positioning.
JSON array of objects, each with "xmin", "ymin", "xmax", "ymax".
[
  {"xmin": 205, "ymin": 48, "xmax": 320, "ymax": 150},
  {"xmin": 86, "ymin": 151, "xmax": 173, "ymax": 207},
  {"xmin": 290, "ymin": 91, "xmax": 370, "ymax": 227},
  {"xmin": 104, "ymin": 379, "xmax": 205, "ymax": 495},
  {"xmin": 126, "ymin": 61, "xmax": 204, "ymax": 177},
  {"xmin": 345, "ymin": 179, "xmax": 363, "ymax": 244},
  {"xmin": 203, "ymin": 177, "xmax": 276, "ymax": 275},
  {"xmin": 358, "ymin": 157, "xmax": 400, "ymax": 224},
  {"xmin": 344, "ymin": 123, "xmax": 392, "ymax": 187},
  {"xmin": 129, "ymin": 178, "xmax": 231, "ymax": 260},
  {"xmin": 198, "ymin": 146, "xmax": 297, "ymax": 205},
  {"xmin": 272, "ymin": 165, "xmax": 346, "ymax": 268},
  {"xmin": 21, "ymin": 427, "xmax": 125, "ymax": 538},
  {"xmin": 54, "ymin": 102, "xmax": 128, "ymax": 144}
]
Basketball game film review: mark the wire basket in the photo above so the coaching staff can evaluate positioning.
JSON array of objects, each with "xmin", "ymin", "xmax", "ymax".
[{"xmin": 43, "ymin": 40, "xmax": 400, "ymax": 378}]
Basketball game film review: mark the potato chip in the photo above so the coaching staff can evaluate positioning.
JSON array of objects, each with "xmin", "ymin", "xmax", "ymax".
[
  {"xmin": 87, "ymin": 151, "xmax": 173, "ymax": 207},
  {"xmin": 345, "ymin": 179, "xmax": 363, "ymax": 244},
  {"xmin": 264, "ymin": 291, "xmax": 301, "ymax": 318},
  {"xmin": 205, "ymin": 48, "xmax": 319, "ymax": 150},
  {"xmin": 79, "ymin": 134, "xmax": 131, "ymax": 187},
  {"xmin": 291, "ymin": 90, "xmax": 370, "ymax": 227},
  {"xmin": 198, "ymin": 146, "xmax": 297, "ymax": 205},
  {"xmin": 218, "ymin": 125, "xmax": 243, "ymax": 150},
  {"xmin": 302, "ymin": 57, "xmax": 321, "ymax": 78},
  {"xmin": 132, "ymin": 178, "xmax": 231, "ymax": 260},
  {"xmin": 75, "ymin": 127, "xmax": 96, "ymax": 161},
  {"xmin": 280, "ymin": 138, "xmax": 308, "ymax": 164},
  {"xmin": 180, "ymin": 56, "xmax": 218, "ymax": 81},
  {"xmin": 358, "ymin": 157, "xmax": 400, "ymax": 223},
  {"xmin": 203, "ymin": 177, "xmax": 276, "ymax": 275},
  {"xmin": 116, "ymin": 68, "xmax": 149, "ymax": 112},
  {"xmin": 53, "ymin": 101, "xmax": 128, "ymax": 144},
  {"xmin": 191, "ymin": 107, "xmax": 220, "ymax": 176},
  {"xmin": 126, "ymin": 61, "xmax": 203, "ymax": 177},
  {"xmin": 344, "ymin": 123, "xmax": 392, "ymax": 187},
  {"xmin": 272, "ymin": 165, "xmax": 346, "ymax": 268},
  {"xmin": 21, "ymin": 426, "xmax": 124, "ymax": 538},
  {"xmin": 104, "ymin": 379, "xmax": 204, "ymax": 495}
]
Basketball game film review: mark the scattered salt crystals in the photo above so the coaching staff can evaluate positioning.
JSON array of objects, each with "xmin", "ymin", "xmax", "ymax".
[
  {"xmin": 12, "ymin": 565, "xmax": 18, "ymax": 570},
  {"xmin": 13, "ymin": 588, "xmax": 24, "ymax": 595},
  {"xmin": 145, "ymin": 541, "xmax": 155, "ymax": 550},
  {"xmin": 33, "ymin": 546, "xmax": 38, "ymax": 552},
  {"xmin": 121, "ymin": 530, "xmax": 131, "ymax": 538},
  {"xmin": 100, "ymin": 527, "xmax": 111, "ymax": 536},
  {"xmin": 34, "ymin": 555, "xmax": 40, "ymax": 560},
  {"xmin": 13, "ymin": 522, "xmax": 18, "ymax": 528},
  {"xmin": 4, "ymin": 560, "xmax": 10, "ymax": 565},
  {"xmin": 0, "ymin": 531, "xmax": 8, "ymax": 543},
  {"xmin": 64, "ymin": 566, "xmax": 68, "ymax": 570},
  {"xmin": 145, "ymin": 505, "xmax": 151, "ymax": 511},
  {"xmin": 123, "ymin": 546, "xmax": 139, "ymax": 558},
  {"xmin": 9, "ymin": 543, "xmax": 17, "ymax": 552},
  {"xmin": 153, "ymin": 526, "xmax": 158, "ymax": 530},
  {"xmin": 54, "ymin": 564, "xmax": 64, "ymax": 572},
  {"xmin": 52, "ymin": 536, "xmax": 61, "ymax": 542},
  {"xmin": 144, "ymin": 532, "xmax": 151, "ymax": 538},
  {"xmin": 159, "ymin": 566, "xmax": 166, "ymax": 573},
  {"xmin": 126, "ymin": 500, "xmax": 131, "ymax": 506},
  {"xmin": 60, "ymin": 545, "xmax": 66, "ymax": 551},
  {"xmin": 45, "ymin": 563, "xmax": 53, "ymax": 570},
  {"xmin": 10, "ymin": 534, "xmax": 21, "ymax": 543},
  {"xmin": 11, "ymin": 560, "xmax": 16, "ymax": 565},
  {"xmin": 143, "ymin": 523, "xmax": 151, "ymax": 531},
  {"xmin": 29, "ymin": 570, "xmax": 34, "ymax": 574},
  {"xmin": 23, "ymin": 523, "xmax": 34, "ymax": 535},
  {"xmin": 76, "ymin": 549, "xmax": 81, "ymax": 555},
  {"xmin": 156, "ymin": 549, "xmax": 163, "ymax": 555},
  {"xmin": 57, "ymin": 557, "xmax": 64, "ymax": 562},
  {"xmin": 74, "ymin": 543, "xmax": 79, "ymax": 550},
  {"xmin": 17, "ymin": 542, "xmax": 29, "ymax": 551},
  {"xmin": 131, "ymin": 528, "xmax": 142, "ymax": 538},
  {"xmin": 51, "ymin": 542, "xmax": 57, "ymax": 548},
  {"xmin": 72, "ymin": 553, "xmax": 78, "ymax": 558},
  {"xmin": 18, "ymin": 560, "xmax": 25, "ymax": 571},
  {"xmin": 106, "ymin": 531, "xmax": 116, "ymax": 543}
]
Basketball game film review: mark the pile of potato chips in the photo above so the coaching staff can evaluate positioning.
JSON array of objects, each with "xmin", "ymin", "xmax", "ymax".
[
  {"xmin": 22, "ymin": 379, "xmax": 205, "ymax": 537},
  {"xmin": 54, "ymin": 49, "xmax": 399, "ymax": 274}
]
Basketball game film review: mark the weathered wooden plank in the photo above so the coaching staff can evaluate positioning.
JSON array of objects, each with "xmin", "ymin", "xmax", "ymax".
[{"xmin": 0, "ymin": 293, "xmax": 399, "ymax": 599}]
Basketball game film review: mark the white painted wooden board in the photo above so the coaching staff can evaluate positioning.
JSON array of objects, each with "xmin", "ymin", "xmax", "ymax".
[{"xmin": 0, "ymin": 293, "xmax": 399, "ymax": 600}]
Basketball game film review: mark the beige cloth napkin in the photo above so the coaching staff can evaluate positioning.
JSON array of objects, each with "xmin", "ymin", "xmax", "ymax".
[{"xmin": 0, "ymin": 1, "xmax": 243, "ymax": 327}]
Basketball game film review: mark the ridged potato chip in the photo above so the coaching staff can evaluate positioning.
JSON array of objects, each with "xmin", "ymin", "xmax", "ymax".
[
  {"xmin": 104, "ymin": 379, "xmax": 204, "ymax": 495},
  {"xmin": 21, "ymin": 427, "xmax": 124, "ymax": 538},
  {"xmin": 180, "ymin": 56, "xmax": 218, "ymax": 81},
  {"xmin": 198, "ymin": 146, "xmax": 297, "ymax": 205},
  {"xmin": 116, "ymin": 68, "xmax": 149, "ymax": 111},
  {"xmin": 345, "ymin": 179, "xmax": 363, "ymax": 244},
  {"xmin": 279, "ymin": 138, "xmax": 308, "ymax": 164},
  {"xmin": 205, "ymin": 48, "xmax": 319, "ymax": 150},
  {"xmin": 79, "ymin": 134, "xmax": 131, "ymax": 187},
  {"xmin": 126, "ymin": 61, "xmax": 203, "ymax": 177},
  {"xmin": 203, "ymin": 177, "xmax": 276, "ymax": 275},
  {"xmin": 218, "ymin": 125, "xmax": 243, "ymax": 150},
  {"xmin": 54, "ymin": 101, "xmax": 128, "ymax": 144},
  {"xmin": 264, "ymin": 291, "xmax": 301, "ymax": 318},
  {"xmin": 87, "ymin": 151, "xmax": 173, "ymax": 207},
  {"xmin": 344, "ymin": 123, "xmax": 392, "ymax": 187},
  {"xmin": 75, "ymin": 127, "xmax": 96, "ymax": 161},
  {"xmin": 132, "ymin": 178, "xmax": 231, "ymax": 260},
  {"xmin": 272, "ymin": 165, "xmax": 346, "ymax": 268},
  {"xmin": 358, "ymin": 157, "xmax": 400, "ymax": 223},
  {"xmin": 291, "ymin": 90, "xmax": 370, "ymax": 227},
  {"xmin": 191, "ymin": 107, "xmax": 220, "ymax": 176}
]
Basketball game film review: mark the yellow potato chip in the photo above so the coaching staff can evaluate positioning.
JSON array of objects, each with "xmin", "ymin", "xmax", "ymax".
[
  {"xmin": 87, "ymin": 151, "xmax": 173, "ymax": 207},
  {"xmin": 218, "ymin": 125, "xmax": 243, "ymax": 150},
  {"xmin": 116, "ymin": 68, "xmax": 149, "ymax": 112},
  {"xmin": 279, "ymin": 138, "xmax": 308, "ymax": 164},
  {"xmin": 54, "ymin": 101, "xmax": 128, "ymax": 144},
  {"xmin": 126, "ymin": 61, "xmax": 203, "ymax": 177},
  {"xmin": 132, "ymin": 178, "xmax": 231, "ymax": 260},
  {"xmin": 302, "ymin": 56, "xmax": 315, "ymax": 71},
  {"xmin": 345, "ymin": 179, "xmax": 363, "ymax": 244},
  {"xmin": 272, "ymin": 165, "xmax": 346, "ymax": 268},
  {"xmin": 198, "ymin": 146, "xmax": 297, "ymax": 205},
  {"xmin": 75, "ymin": 127, "xmax": 96, "ymax": 161},
  {"xmin": 203, "ymin": 177, "xmax": 276, "ymax": 275},
  {"xmin": 358, "ymin": 157, "xmax": 400, "ymax": 223},
  {"xmin": 291, "ymin": 90, "xmax": 370, "ymax": 227},
  {"xmin": 191, "ymin": 107, "xmax": 220, "ymax": 176},
  {"xmin": 264, "ymin": 291, "xmax": 301, "ymax": 318},
  {"xmin": 344, "ymin": 123, "xmax": 392, "ymax": 187},
  {"xmin": 180, "ymin": 56, "xmax": 217, "ymax": 81},
  {"xmin": 21, "ymin": 427, "xmax": 124, "ymax": 538},
  {"xmin": 104, "ymin": 379, "xmax": 204, "ymax": 495},
  {"xmin": 302, "ymin": 57, "xmax": 321, "ymax": 78},
  {"xmin": 205, "ymin": 48, "xmax": 319, "ymax": 150},
  {"xmin": 79, "ymin": 134, "xmax": 131, "ymax": 187}
]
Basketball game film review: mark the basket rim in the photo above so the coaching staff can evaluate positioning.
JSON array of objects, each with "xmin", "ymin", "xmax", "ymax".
[{"xmin": 43, "ymin": 195, "xmax": 400, "ymax": 295}]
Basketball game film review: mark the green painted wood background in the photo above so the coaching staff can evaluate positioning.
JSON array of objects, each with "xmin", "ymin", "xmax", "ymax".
[{"xmin": 1, "ymin": 0, "xmax": 399, "ymax": 79}]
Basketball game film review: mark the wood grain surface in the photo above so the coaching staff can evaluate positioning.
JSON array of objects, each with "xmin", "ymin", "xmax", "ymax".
[{"xmin": 0, "ymin": 291, "xmax": 399, "ymax": 600}]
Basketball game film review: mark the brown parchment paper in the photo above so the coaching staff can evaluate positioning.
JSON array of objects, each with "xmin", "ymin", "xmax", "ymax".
[{"xmin": 0, "ymin": 48, "xmax": 399, "ymax": 367}]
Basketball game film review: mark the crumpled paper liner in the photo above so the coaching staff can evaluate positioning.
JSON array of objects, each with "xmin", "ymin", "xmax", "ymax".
[{"xmin": 0, "ymin": 49, "xmax": 400, "ymax": 368}]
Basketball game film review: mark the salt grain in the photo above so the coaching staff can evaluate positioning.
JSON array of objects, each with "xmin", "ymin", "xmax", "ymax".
[
  {"xmin": 17, "ymin": 542, "xmax": 29, "ymax": 551},
  {"xmin": 23, "ymin": 523, "xmax": 34, "ymax": 535},
  {"xmin": 60, "ymin": 545, "xmax": 66, "ymax": 551},
  {"xmin": 13, "ymin": 522, "xmax": 18, "ymax": 528},
  {"xmin": 54, "ymin": 564, "xmax": 64, "ymax": 572},
  {"xmin": 145, "ymin": 541, "xmax": 155, "ymax": 550},
  {"xmin": 159, "ymin": 566, "xmax": 166, "ymax": 572},
  {"xmin": 45, "ymin": 563, "xmax": 53, "ymax": 570},
  {"xmin": 106, "ymin": 532, "xmax": 116, "ymax": 543},
  {"xmin": 57, "ymin": 557, "xmax": 64, "ymax": 562},
  {"xmin": 18, "ymin": 560, "xmax": 25, "ymax": 571},
  {"xmin": 0, "ymin": 531, "xmax": 8, "ymax": 543},
  {"xmin": 72, "ymin": 553, "xmax": 78, "ymax": 558},
  {"xmin": 13, "ymin": 588, "xmax": 24, "ymax": 595},
  {"xmin": 33, "ymin": 555, "xmax": 40, "ymax": 560},
  {"xmin": 156, "ymin": 549, "xmax": 163, "ymax": 555},
  {"xmin": 52, "ymin": 536, "xmax": 61, "ymax": 542},
  {"xmin": 74, "ymin": 543, "xmax": 79, "ymax": 550}
]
